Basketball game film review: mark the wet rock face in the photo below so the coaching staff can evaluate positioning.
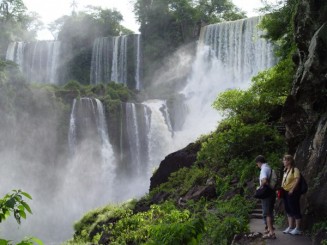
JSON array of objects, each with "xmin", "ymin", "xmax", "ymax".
[
  {"xmin": 149, "ymin": 142, "xmax": 201, "ymax": 190},
  {"xmin": 282, "ymin": 0, "xmax": 327, "ymax": 227}
]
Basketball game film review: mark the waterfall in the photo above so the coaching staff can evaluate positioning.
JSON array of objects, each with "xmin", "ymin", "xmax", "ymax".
[
  {"xmin": 90, "ymin": 34, "xmax": 142, "ymax": 89},
  {"xmin": 175, "ymin": 16, "xmax": 276, "ymax": 145},
  {"xmin": 6, "ymin": 41, "xmax": 61, "ymax": 84},
  {"xmin": 200, "ymin": 16, "xmax": 275, "ymax": 83},
  {"xmin": 125, "ymin": 103, "xmax": 142, "ymax": 172},
  {"xmin": 135, "ymin": 34, "xmax": 142, "ymax": 90},
  {"xmin": 143, "ymin": 100, "xmax": 174, "ymax": 171},
  {"xmin": 68, "ymin": 98, "xmax": 115, "ymax": 169},
  {"xmin": 68, "ymin": 99, "xmax": 77, "ymax": 155}
]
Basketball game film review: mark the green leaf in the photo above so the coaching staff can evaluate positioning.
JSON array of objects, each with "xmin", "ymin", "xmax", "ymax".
[
  {"xmin": 0, "ymin": 213, "xmax": 5, "ymax": 222},
  {"xmin": 16, "ymin": 242, "xmax": 32, "ymax": 245},
  {"xmin": 5, "ymin": 198, "xmax": 16, "ymax": 209},
  {"xmin": 21, "ymin": 201, "xmax": 32, "ymax": 214},
  {"xmin": 0, "ymin": 239, "xmax": 10, "ymax": 245},
  {"xmin": 14, "ymin": 195, "xmax": 22, "ymax": 202},
  {"xmin": 21, "ymin": 192, "xmax": 32, "ymax": 200},
  {"xmin": 19, "ymin": 209, "xmax": 26, "ymax": 219},
  {"xmin": 30, "ymin": 237, "xmax": 44, "ymax": 245}
]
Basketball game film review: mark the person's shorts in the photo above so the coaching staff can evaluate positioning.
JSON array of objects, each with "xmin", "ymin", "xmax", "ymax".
[{"xmin": 262, "ymin": 192, "xmax": 276, "ymax": 216}]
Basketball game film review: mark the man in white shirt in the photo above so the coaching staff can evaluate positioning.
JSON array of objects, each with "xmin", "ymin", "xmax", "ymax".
[{"xmin": 255, "ymin": 155, "xmax": 276, "ymax": 239}]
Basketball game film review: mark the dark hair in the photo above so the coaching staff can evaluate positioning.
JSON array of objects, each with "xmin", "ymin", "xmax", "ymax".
[{"xmin": 255, "ymin": 155, "xmax": 266, "ymax": 163}]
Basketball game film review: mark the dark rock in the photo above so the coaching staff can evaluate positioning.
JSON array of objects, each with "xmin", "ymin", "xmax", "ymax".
[
  {"xmin": 150, "ymin": 142, "xmax": 201, "ymax": 190},
  {"xmin": 96, "ymin": 217, "xmax": 119, "ymax": 244},
  {"xmin": 151, "ymin": 191, "xmax": 170, "ymax": 204},
  {"xmin": 282, "ymin": 0, "xmax": 327, "ymax": 230},
  {"xmin": 180, "ymin": 185, "xmax": 217, "ymax": 203},
  {"xmin": 133, "ymin": 198, "xmax": 151, "ymax": 214},
  {"xmin": 313, "ymin": 229, "xmax": 327, "ymax": 245}
]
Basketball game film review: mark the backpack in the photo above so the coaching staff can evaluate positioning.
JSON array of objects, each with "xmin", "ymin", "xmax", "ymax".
[{"xmin": 299, "ymin": 173, "xmax": 308, "ymax": 194}]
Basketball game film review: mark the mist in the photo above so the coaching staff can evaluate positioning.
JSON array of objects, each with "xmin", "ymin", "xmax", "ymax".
[{"xmin": 0, "ymin": 16, "xmax": 276, "ymax": 244}]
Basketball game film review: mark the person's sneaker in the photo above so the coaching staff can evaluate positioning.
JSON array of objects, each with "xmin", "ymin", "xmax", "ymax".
[
  {"xmin": 290, "ymin": 228, "xmax": 302, "ymax": 235},
  {"xmin": 283, "ymin": 227, "xmax": 294, "ymax": 234}
]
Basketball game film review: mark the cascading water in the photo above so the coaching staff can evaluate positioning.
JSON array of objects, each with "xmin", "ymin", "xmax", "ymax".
[
  {"xmin": 143, "ymin": 100, "xmax": 174, "ymax": 171},
  {"xmin": 68, "ymin": 97, "xmax": 115, "ymax": 170},
  {"xmin": 175, "ymin": 16, "xmax": 276, "ymax": 144},
  {"xmin": 118, "ymin": 102, "xmax": 151, "ymax": 177},
  {"xmin": 135, "ymin": 34, "xmax": 142, "ymax": 90},
  {"xmin": 1, "ymin": 15, "xmax": 277, "ymax": 244},
  {"xmin": 125, "ymin": 102, "xmax": 142, "ymax": 172},
  {"xmin": 5, "ymin": 41, "xmax": 61, "ymax": 84},
  {"xmin": 90, "ymin": 34, "xmax": 142, "ymax": 89}
]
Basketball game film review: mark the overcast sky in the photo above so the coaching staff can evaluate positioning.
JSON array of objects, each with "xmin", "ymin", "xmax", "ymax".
[{"xmin": 23, "ymin": 0, "xmax": 265, "ymax": 40}]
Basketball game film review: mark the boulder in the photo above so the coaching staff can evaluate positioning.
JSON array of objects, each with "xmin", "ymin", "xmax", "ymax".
[{"xmin": 150, "ymin": 142, "xmax": 201, "ymax": 190}]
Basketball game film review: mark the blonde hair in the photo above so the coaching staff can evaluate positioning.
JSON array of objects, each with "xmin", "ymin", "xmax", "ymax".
[{"xmin": 283, "ymin": 154, "xmax": 295, "ymax": 167}]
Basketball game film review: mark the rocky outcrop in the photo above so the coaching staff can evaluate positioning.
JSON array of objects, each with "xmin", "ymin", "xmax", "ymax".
[
  {"xmin": 282, "ymin": 0, "xmax": 327, "ymax": 228},
  {"xmin": 149, "ymin": 142, "xmax": 201, "ymax": 190}
]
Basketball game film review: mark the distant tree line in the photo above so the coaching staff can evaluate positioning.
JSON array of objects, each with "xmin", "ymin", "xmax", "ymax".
[
  {"xmin": 0, "ymin": 0, "xmax": 42, "ymax": 57},
  {"xmin": 0, "ymin": 0, "xmax": 247, "ymax": 86},
  {"xmin": 134, "ymin": 0, "xmax": 246, "ymax": 84}
]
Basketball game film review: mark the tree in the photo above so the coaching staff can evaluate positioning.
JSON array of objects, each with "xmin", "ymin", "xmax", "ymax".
[
  {"xmin": 134, "ymin": 0, "xmax": 246, "ymax": 85},
  {"xmin": 50, "ymin": 7, "xmax": 132, "ymax": 84},
  {"xmin": 258, "ymin": 0, "xmax": 299, "ymax": 58},
  {"xmin": 0, "ymin": 190, "xmax": 43, "ymax": 245},
  {"xmin": 0, "ymin": 0, "xmax": 42, "ymax": 57}
]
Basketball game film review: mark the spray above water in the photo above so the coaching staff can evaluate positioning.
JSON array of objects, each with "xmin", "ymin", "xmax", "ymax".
[
  {"xmin": 0, "ymin": 16, "xmax": 277, "ymax": 243},
  {"xmin": 176, "ymin": 16, "xmax": 276, "ymax": 144}
]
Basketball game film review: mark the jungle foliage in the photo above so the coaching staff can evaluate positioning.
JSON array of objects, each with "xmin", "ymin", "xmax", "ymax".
[
  {"xmin": 133, "ymin": 0, "xmax": 246, "ymax": 85},
  {"xmin": 65, "ymin": 0, "xmax": 301, "ymax": 244},
  {"xmin": 0, "ymin": 190, "xmax": 43, "ymax": 245},
  {"xmin": 0, "ymin": 0, "xmax": 42, "ymax": 57},
  {"xmin": 1, "ymin": 0, "xmax": 302, "ymax": 244},
  {"xmin": 65, "ymin": 55, "xmax": 295, "ymax": 244},
  {"xmin": 49, "ymin": 7, "xmax": 132, "ymax": 85}
]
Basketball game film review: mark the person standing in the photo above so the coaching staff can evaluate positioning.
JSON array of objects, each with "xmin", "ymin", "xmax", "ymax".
[
  {"xmin": 255, "ymin": 155, "xmax": 276, "ymax": 239},
  {"xmin": 281, "ymin": 154, "xmax": 302, "ymax": 235}
]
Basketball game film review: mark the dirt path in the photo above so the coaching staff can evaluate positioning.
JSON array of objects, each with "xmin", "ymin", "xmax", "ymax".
[
  {"xmin": 249, "ymin": 218, "xmax": 312, "ymax": 245},
  {"xmin": 249, "ymin": 201, "xmax": 312, "ymax": 245}
]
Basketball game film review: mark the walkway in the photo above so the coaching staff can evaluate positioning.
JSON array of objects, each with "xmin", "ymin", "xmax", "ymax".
[{"xmin": 249, "ymin": 202, "xmax": 312, "ymax": 245}]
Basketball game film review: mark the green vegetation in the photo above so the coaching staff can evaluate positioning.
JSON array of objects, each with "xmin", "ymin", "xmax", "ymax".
[
  {"xmin": 2, "ymin": 0, "xmax": 313, "ymax": 244},
  {"xmin": 66, "ymin": 55, "xmax": 292, "ymax": 243},
  {"xmin": 58, "ymin": 80, "xmax": 134, "ymax": 112},
  {"xmin": 258, "ymin": 0, "xmax": 299, "ymax": 58},
  {"xmin": 134, "ymin": 0, "xmax": 246, "ymax": 85},
  {"xmin": 65, "ymin": 1, "xmax": 302, "ymax": 243},
  {"xmin": 0, "ymin": 0, "xmax": 41, "ymax": 57},
  {"xmin": 0, "ymin": 190, "xmax": 43, "ymax": 245},
  {"xmin": 50, "ymin": 7, "xmax": 132, "ymax": 84},
  {"xmin": 66, "ymin": 200, "xmax": 205, "ymax": 245}
]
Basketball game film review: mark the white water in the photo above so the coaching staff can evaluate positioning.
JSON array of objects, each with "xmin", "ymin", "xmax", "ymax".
[
  {"xmin": 143, "ymin": 100, "xmax": 174, "ymax": 172},
  {"xmin": 1, "ymin": 16, "xmax": 277, "ymax": 244},
  {"xmin": 126, "ymin": 102, "xmax": 142, "ymax": 172},
  {"xmin": 174, "ymin": 16, "xmax": 276, "ymax": 145},
  {"xmin": 90, "ymin": 34, "xmax": 142, "ymax": 89},
  {"xmin": 135, "ymin": 34, "xmax": 141, "ymax": 90},
  {"xmin": 5, "ymin": 41, "xmax": 61, "ymax": 84}
]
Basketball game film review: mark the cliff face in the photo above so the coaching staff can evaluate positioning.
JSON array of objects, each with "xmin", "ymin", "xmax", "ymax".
[{"xmin": 282, "ymin": 0, "xmax": 327, "ymax": 227}]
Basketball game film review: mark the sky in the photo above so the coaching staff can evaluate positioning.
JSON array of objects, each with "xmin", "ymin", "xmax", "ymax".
[{"xmin": 23, "ymin": 0, "xmax": 265, "ymax": 40}]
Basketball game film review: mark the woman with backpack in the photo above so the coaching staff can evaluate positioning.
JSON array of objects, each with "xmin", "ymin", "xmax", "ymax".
[{"xmin": 281, "ymin": 154, "xmax": 303, "ymax": 235}]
